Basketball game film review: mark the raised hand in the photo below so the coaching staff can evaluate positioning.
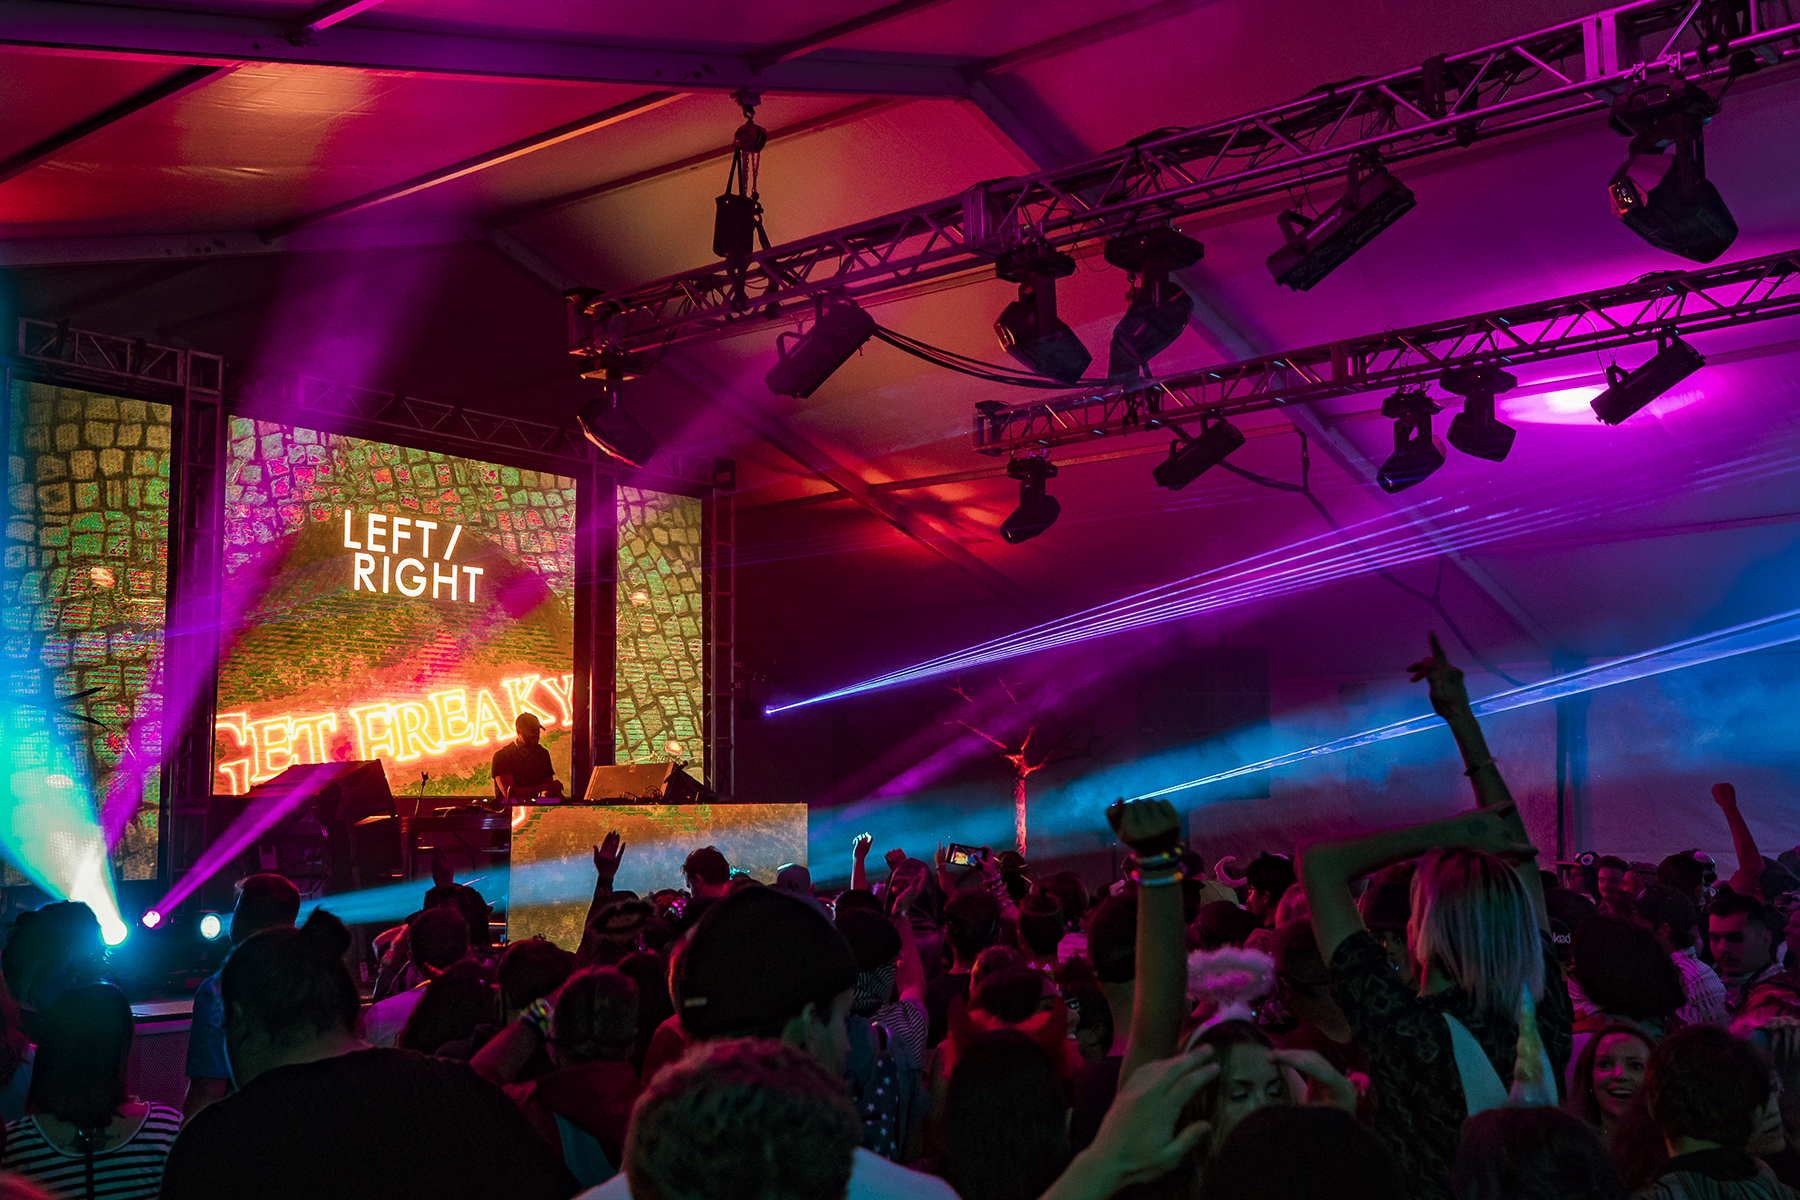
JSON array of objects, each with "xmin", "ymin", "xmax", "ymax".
[
  {"xmin": 977, "ymin": 846, "xmax": 1001, "ymax": 880},
  {"xmin": 852, "ymin": 833, "xmax": 873, "ymax": 860},
  {"xmin": 1268, "ymin": 1046, "xmax": 1357, "ymax": 1112},
  {"xmin": 592, "ymin": 831, "xmax": 625, "ymax": 881},
  {"xmin": 883, "ymin": 848, "xmax": 907, "ymax": 871},
  {"xmin": 1440, "ymin": 805, "xmax": 1537, "ymax": 864},
  {"xmin": 933, "ymin": 842, "xmax": 948, "ymax": 870},
  {"xmin": 1407, "ymin": 631, "xmax": 1472, "ymax": 720},
  {"xmin": 1106, "ymin": 798, "xmax": 1183, "ymax": 857},
  {"xmin": 1081, "ymin": 1047, "xmax": 1219, "ymax": 1187},
  {"xmin": 1712, "ymin": 782, "xmax": 1739, "ymax": 810},
  {"xmin": 895, "ymin": 876, "xmax": 925, "ymax": 915}
]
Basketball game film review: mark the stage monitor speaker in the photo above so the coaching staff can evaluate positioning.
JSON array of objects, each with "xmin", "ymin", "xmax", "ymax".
[
  {"xmin": 250, "ymin": 760, "xmax": 399, "ymax": 890},
  {"xmin": 584, "ymin": 763, "xmax": 713, "ymax": 805}
]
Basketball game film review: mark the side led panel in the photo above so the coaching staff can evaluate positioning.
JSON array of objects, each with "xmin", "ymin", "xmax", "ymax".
[
  {"xmin": 2, "ymin": 382, "xmax": 167, "ymax": 884},
  {"xmin": 615, "ymin": 487, "xmax": 706, "ymax": 782}
]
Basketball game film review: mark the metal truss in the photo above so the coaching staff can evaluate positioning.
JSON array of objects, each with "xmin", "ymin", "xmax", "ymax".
[
  {"xmin": 577, "ymin": 0, "xmax": 1800, "ymax": 355},
  {"xmin": 970, "ymin": 247, "xmax": 1800, "ymax": 454},
  {"xmin": 13, "ymin": 318, "xmax": 223, "ymax": 401},
  {"xmin": 233, "ymin": 374, "xmax": 729, "ymax": 490}
]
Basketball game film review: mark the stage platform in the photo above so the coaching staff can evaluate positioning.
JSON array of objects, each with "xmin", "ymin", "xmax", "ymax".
[{"xmin": 505, "ymin": 804, "xmax": 808, "ymax": 950}]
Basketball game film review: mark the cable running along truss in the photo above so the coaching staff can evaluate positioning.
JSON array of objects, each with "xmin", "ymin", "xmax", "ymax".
[
  {"xmin": 969, "ymin": 248, "xmax": 1800, "ymax": 454},
  {"xmin": 572, "ymin": 0, "xmax": 1800, "ymax": 357}
]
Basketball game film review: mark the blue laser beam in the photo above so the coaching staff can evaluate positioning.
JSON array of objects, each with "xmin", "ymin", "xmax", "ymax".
[
  {"xmin": 1129, "ymin": 604, "xmax": 1800, "ymax": 801},
  {"xmin": 769, "ymin": 448, "xmax": 1800, "ymax": 714}
]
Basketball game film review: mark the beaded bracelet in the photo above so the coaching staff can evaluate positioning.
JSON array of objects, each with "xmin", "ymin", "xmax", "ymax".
[
  {"xmin": 1132, "ymin": 868, "xmax": 1185, "ymax": 888},
  {"xmin": 1132, "ymin": 848, "xmax": 1184, "ymax": 871},
  {"xmin": 522, "ymin": 996, "xmax": 555, "ymax": 1040}
]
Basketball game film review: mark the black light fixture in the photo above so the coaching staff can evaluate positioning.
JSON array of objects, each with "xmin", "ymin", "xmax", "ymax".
[
  {"xmin": 1440, "ymin": 364, "xmax": 1519, "ymax": 463},
  {"xmin": 1606, "ymin": 81, "xmax": 1738, "ymax": 263},
  {"xmin": 1152, "ymin": 414, "xmax": 1244, "ymax": 491},
  {"xmin": 1103, "ymin": 226, "xmax": 1204, "ymax": 383},
  {"xmin": 1590, "ymin": 335, "xmax": 1705, "ymax": 425},
  {"xmin": 577, "ymin": 345, "xmax": 657, "ymax": 468},
  {"xmin": 999, "ymin": 456, "xmax": 1060, "ymax": 544},
  {"xmin": 1375, "ymin": 388, "xmax": 1444, "ymax": 494},
  {"xmin": 765, "ymin": 298, "xmax": 876, "ymax": 398},
  {"xmin": 1267, "ymin": 155, "xmax": 1416, "ymax": 291},
  {"xmin": 994, "ymin": 246, "xmax": 1091, "ymax": 384}
]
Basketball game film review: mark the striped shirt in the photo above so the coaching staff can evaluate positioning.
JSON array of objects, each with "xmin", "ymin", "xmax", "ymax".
[{"xmin": 1, "ymin": 1103, "xmax": 181, "ymax": 1200}]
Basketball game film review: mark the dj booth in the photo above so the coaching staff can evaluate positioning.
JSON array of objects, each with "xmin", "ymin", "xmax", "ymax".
[{"xmin": 241, "ymin": 760, "xmax": 807, "ymax": 952}]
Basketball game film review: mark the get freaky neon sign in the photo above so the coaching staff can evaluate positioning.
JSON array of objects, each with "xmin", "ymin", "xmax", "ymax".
[
  {"xmin": 214, "ymin": 672, "xmax": 573, "ymax": 794},
  {"xmin": 342, "ymin": 509, "xmax": 485, "ymax": 602}
]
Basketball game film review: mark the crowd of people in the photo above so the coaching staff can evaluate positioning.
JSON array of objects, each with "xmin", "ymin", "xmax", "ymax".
[{"xmin": 2, "ymin": 632, "xmax": 1799, "ymax": 1199}]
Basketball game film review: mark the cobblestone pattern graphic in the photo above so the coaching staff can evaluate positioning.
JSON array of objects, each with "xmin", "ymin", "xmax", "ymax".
[
  {"xmin": 615, "ymin": 488, "xmax": 707, "ymax": 783},
  {"xmin": 3, "ymin": 382, "xmax": 168, "ymax": 885}
]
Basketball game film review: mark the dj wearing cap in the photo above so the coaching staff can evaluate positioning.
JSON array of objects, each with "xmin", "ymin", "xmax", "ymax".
[{"xmin": 492, "ymin": 713, "xmax": 564, "ymax": 801}]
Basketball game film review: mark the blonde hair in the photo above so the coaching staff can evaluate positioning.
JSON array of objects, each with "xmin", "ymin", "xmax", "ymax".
[{"xmin": 1409, "ymin": 849, "xmax": 1543, "ymax": 1021}]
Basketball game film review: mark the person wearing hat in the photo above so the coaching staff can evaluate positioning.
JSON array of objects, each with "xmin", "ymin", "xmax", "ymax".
[
  {"xmin": 493, "ymin": 712, "xmax": 563, "ymax": 801},
  {"xmin": 577, "ymin": 887, "xmax": 958, "ymax": 1200}
]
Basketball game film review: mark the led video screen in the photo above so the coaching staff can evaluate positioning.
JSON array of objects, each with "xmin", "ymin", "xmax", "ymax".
[
  {"xmin": 3, "ymin": 381, "xmax": 167, "ymax": 884},
  {"xmin": 214, "ymin": 420, "xmax": 576, "ymax": 797}
]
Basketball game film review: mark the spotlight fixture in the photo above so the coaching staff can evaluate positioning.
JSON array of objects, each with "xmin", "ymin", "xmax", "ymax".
[
  {"xmin": 765, "ymin": 298, "xmax": 876, "ymax": 398},
  {"xmin": 1440, "ymin": 364, "xmax": 1519, "ymax": 463},
  {"xmin": 1375, "ymin": 388, "xmax": 1445, "ymax": 494},
  {"xmin": 999, "ymin": 456, "xmax": 1061, "ymax": 544},
  {"xmin": 198, "ymin": 912, "xmax": 225, "ymax": 941},
  {"xmin": 994, "ymin": 246, "xmax": 1091, "ymax": 384},
  {"xmin": 1267, "ymin": 156, "xmax": 1416, "ymax": 291},
  {"xmin": 577, "ymin": 344, "xmax": 658, "ymax": 468},
  {"xmin": 141, "ymin": 909, "xmax": 162, "ymax": 930},
  {"xmin": 1590, "ymin": 335, "xmax": 1705, "ymax": 425},
  {"xmin": 1103, "ymin": 226, "xmax": 1204, "ymax": 383},
  {"xmin": 1606, "ymin": 81, "xmax": 1737, "ymax": 263},
  {"xmin": 1152, "ymin": 414, "xmax": 1245, "ymax": 491}
]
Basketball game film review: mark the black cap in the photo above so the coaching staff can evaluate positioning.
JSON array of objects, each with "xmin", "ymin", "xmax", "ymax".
[{"xmin": 677, "ymin": 888, "xmax": 857, "ymax": 1038}]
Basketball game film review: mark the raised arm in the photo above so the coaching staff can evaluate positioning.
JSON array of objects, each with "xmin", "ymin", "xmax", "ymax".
[
  {"xmin": 1409, "ymin": 632, "xmax": 1548, "ymax": 931},
  {"xmin": 583, "ymin": 832, "xmax": 624, "ymax": 934},
  {"xmin": 851, "ymin": 833, "xmax": 872, "ymax": 892},
  {"xmin": 891, "ymin": 878, "xmax": 928, "ymax": 1007},
  {"xmin": 1303, "ymin": 807, "xmax": 1538, "ymax": 963},
  {"xmin": 1713, "ymin": 783, "xmax": 1764, "ymax": 896},
  {"xmin": 1109, "ymin": 800, "xmax": 1189, "ymax": 1091},
  {"xmin": 934, "ymin": 842, "xmax": 955, "ymax": 898},
  {"xmin": 976, "ymin": 847, "xmax": 1020, "ymax": 923}
]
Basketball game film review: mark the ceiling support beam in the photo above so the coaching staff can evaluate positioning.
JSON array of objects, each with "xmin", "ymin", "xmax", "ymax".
[
  {"xmin": 260, "ymin": 91, "xmax": 684, "ymax": 239},
  {"xmin": 0, "ymin": 0, "xmax": 971, "ymax": 96},
  {"xmin": 747, "ymin": 0, "xmax": 957, "ymax": 69},
  {"xmin": 660, "ymin": 354, "xmax": 1039, "ymax": 615},
  {"xmin": 289, "ymin": 0, "xmax": 388, "ymax": 38},
  {"xmin": 0, "ymin": 221, "xmax": 484, "ymax": 267},
  {"xmin": 486, "ymin": 97, "xmax": 901, "ymax": 229},
  {"xmin": 966, "ymin": 0, "xmax": 1212, "ymax": 76},
  {"xmin": 0, "ymin": 63, "xmax": 230, "ymax": 184}
]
